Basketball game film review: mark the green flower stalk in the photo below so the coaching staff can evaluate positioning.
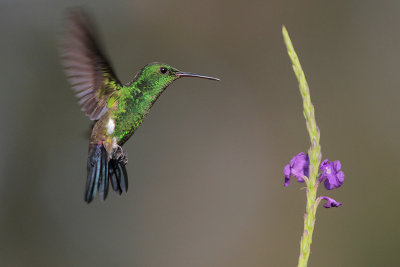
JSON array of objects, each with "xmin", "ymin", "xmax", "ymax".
[
  {"xmin": 282, "ymin": 25, "xmax": 321, "ymax": 267},
  {"xmin": 281, "ymin": 26, "xmax": 345, "ymax": 267}
]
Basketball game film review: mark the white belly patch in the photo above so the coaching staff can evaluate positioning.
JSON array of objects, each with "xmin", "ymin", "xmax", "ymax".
[{"xmin": 107, "ymin": 118, "xmax": 115, "ymax": 134}]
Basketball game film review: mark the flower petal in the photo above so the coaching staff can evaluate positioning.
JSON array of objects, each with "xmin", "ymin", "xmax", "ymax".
[
  {"xmin": 319, "ymin": 159, "xmax": 344, "ymax": 190},
  {"xmin": 337, "ymin": 171, "xmax": 345, "ymax": 183},
  {"xmin": 291, "ymin": 153, "xmax": 309, "ymax": 180},
  {"xmin": 283, "ymin": 153, "xmax": 309, "ymax": 187},
  {"xmin": 333, "ymin": 160, "xmax": 341, "ymax": 171},
  {"xmin": 320, "ymin": 159, "xmax": 329, "ymax": 169},
  {"xmin": 284, "ymin": 164, "xmax": 291, "ymax": 187},
  {"xmin": 319, "ymin": 196, "xmax": 342, "ymax": 208}
]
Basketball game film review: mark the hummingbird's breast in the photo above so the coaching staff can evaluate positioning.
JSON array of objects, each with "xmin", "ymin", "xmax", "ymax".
[
  {"xmin": 110, "ymin": 93, "xmax": 148, "ymax": 146},
  {"xmin": 106, "ymin": 83, "xmax": 165, "ymax": 146}
]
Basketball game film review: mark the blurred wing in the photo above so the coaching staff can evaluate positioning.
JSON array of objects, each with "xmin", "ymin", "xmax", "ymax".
[{"xmin": 60, "ymin": 9, "xmax": 121, "ymax": 120}]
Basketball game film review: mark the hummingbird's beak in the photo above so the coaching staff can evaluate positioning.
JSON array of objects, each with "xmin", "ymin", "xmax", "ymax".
[{"xmin": 175, "ymin": 72, "xmax": 220, "ymax": 81}]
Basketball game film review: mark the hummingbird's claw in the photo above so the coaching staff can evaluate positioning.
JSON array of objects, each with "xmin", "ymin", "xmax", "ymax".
[{"xmin": 113, "ymin": 145, "xmax": 128, "ymax": 165}]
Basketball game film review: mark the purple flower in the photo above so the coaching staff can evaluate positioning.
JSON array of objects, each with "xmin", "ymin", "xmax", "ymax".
[
  {"xmin": 284, "ymin": 152, "xmax": 309, "ymax": 187},
  {"xmin": 319, "ymin": 196, "xmax": 342, "ymax": 208},
  {"xmin": 318, "ymin": 159, "xmax": 345, "ymax": 190}
]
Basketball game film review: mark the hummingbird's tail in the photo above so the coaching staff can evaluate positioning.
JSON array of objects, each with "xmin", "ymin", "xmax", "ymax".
[{"xmin": 85, "ymin": 143, "xmax": 128, "ymax": 203}]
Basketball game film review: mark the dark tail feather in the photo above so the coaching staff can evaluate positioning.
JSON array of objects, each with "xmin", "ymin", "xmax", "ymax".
[
  {"xmin": 109, "ymin": 159, "xmax": 128, "ymax": 194},
  {"xmin": 85, "ymin": 143, "xmax": 101, "ymax": 203},
  {"xmin": 85, "ymin": 143, "xmax": 128, "ymax": 203},
  {"xmin": 109, "ymin": 159, "xmax": 122, "ymax": 195},
  {"xmin": 98, "ymin": 145, "xmax": 109, "ymax": 200},
  {"xmin": 85, "ymin": 143, "xmax": 109, "ymax": 203}
]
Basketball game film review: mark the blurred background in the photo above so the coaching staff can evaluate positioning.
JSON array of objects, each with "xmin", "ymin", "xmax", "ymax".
[{"xmin": 1, "ymin": 0, "xmax": 399, "ymax": 266}]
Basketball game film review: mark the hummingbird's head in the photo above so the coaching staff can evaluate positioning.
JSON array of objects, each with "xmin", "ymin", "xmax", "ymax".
[{"xmin": 137, "ymin": 62, "xmax": 219, "ymax": 93}]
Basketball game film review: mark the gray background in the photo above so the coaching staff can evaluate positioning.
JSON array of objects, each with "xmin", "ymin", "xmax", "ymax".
[{"xmin": 0, "ymin": 0, "xmax": 398, "ymax": 266}]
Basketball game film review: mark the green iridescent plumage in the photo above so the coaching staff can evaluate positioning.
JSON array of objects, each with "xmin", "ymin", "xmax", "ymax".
[
  {"xmin": 60, "ymin": 9, "xmax": 219, "ymax": 203},
  {"xmin": 111, "ymin": 63, "xmax": 180, "ymax": 144}
]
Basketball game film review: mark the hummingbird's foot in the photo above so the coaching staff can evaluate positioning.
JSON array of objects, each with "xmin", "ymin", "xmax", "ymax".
[{"xmin": 113, "ymin": 145, "xmax": 128, "ymax": 165}]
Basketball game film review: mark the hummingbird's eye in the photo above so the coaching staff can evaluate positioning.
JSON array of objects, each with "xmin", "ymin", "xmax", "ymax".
[{"xmin": 160, "ymin": 67, "xmax": 168, "ymax": 74}]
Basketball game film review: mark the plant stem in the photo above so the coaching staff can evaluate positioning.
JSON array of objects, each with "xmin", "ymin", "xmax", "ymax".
[{"xmin": 282, "ymin": 26, "xmax": 322, "ymax": 267}]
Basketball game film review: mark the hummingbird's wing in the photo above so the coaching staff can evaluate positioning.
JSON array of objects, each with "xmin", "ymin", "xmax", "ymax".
[{"xmin": 60, "ymin": 9, "xmax": 121, "ymax": 120}]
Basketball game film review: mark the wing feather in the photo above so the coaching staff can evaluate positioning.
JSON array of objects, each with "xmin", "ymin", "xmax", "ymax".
[{"xmin": 60, "ymin": 9, "xmax": 121, "ymax": 120}]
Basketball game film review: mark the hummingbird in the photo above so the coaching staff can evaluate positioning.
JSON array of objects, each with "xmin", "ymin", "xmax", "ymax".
[{"xmin": 60, "ymin": 9, "xmax": 219, "ymax": 203}]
